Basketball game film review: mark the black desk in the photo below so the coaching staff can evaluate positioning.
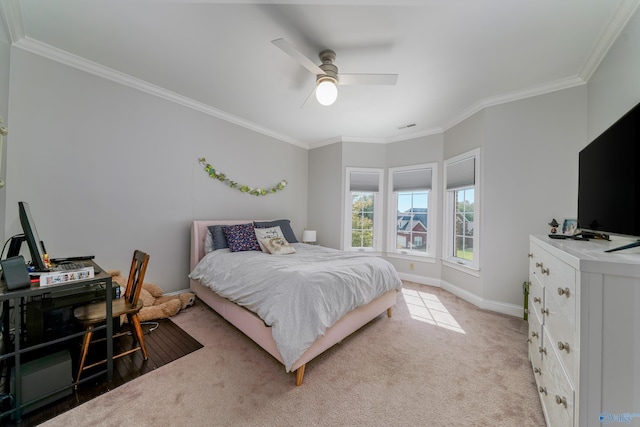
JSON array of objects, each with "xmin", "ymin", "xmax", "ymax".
[{"xmin": 0, "ymin": 261, "xmax": 113, "ymax": 422}]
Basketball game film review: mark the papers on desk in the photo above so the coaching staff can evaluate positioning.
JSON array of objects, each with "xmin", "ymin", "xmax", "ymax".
[{"xmin": 39, "ymin": 266, "xmax": 95, "ymax": 287}]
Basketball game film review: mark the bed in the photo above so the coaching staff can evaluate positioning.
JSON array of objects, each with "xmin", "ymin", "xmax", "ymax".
[{"xmin": 188, "ymin": 220, "xmax": 402, "ymax": 386}]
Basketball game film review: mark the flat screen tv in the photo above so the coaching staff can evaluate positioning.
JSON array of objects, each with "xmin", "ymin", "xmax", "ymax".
[
  {"xmin": 18, "ymin": 201, "xmax": 49, "ymax": 271},
  {"xmin": 578, "ymin": 101, "xmax": 640, "ymax": 253}
]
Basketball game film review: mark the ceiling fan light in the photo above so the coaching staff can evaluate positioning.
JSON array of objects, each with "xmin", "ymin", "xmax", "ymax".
[{"xmin": 316, "ymin": 79, "xmax": 338, "ymax": 106}]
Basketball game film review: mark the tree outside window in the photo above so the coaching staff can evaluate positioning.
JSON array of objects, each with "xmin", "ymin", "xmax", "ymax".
[
  {"xmin": 454, "ymin": 188, "xmax": 474, "ymax": 261},
  {"xmin": 352, "ymin": 193, "xmax": 374, "ymax": 248}
]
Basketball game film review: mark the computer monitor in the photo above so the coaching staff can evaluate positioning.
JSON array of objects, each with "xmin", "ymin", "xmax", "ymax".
[{"xmin": 18, "ymin": 201, "xmax": 49, "ymax": 272}]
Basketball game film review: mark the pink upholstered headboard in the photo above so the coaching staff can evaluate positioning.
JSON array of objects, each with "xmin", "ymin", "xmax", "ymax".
[{"xmin": 190, "ymin": 220, "xmax": 268, "ymax": 272}]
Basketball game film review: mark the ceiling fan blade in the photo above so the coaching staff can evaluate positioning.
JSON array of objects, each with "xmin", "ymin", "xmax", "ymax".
[
  {"xmin": 338, "ymin": 73, "xmax": 399, "ymax": 86},
  {"xmin": 272, "ymin": 38, "xmax": 324, "ymax": 76},
  {"xmin": 300, "ymin": 87, "xmax": 316, "ymax": 109}
]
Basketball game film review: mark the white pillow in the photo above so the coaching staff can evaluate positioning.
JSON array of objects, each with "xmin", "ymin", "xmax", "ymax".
[
  {"xmin": 204, "ymin": 229, "xmax": 214, "ymax": 253},
  {"xmin": 262, "ymin": 237, "xmax": 296, "ymax": 255},
  {"xmin": 254, "ymin": 226, "xmax": 295, "ymax": 254}
]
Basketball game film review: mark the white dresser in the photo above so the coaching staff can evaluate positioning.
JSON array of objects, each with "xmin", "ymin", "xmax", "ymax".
[{"xmin": 528, "ymin": 235, "xmax": 640, "ymax": 427}]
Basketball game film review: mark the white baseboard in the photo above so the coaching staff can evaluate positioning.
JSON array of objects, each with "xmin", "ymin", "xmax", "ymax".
[{"xmin": 165, "ymin": 288, "xmax": 192, "ymax": 296}]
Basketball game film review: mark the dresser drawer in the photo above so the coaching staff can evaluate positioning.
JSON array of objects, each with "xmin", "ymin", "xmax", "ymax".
[
  {"xmin": 541, "ymin": 332, "xmax": 575, "ymax": 427},
  {"xmin": 544, "ymin": 294, "xmax": 577, "ymax": 384},
  {"xmin": 528, "ymin": 299, "xmax": 543, "ymax": 356},
  {"xmin": 528, "ymin": 276, "xmax": 544, "ymax": 322}
]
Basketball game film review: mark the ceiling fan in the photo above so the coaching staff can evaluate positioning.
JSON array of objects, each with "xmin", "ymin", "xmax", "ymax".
[{"xmin": 271, "ymin": 38, "xmax": 398, "ymax": 106}]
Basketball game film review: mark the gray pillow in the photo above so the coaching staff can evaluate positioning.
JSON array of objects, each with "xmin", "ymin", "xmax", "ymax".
[
  {"xmin": 254, "ymin": 219, "xmax": 298, "ymax": 243},
  {"xmin": 207, "ymin": 225, "xmax": 229, "ymax": 250}
]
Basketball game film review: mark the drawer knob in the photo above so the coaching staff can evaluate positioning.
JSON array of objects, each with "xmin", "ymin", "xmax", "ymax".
[
  {"xmin": 533, "ymin": 296, "xmax": 541, "ymax": 304},
  {"xmin": 557, "ymin": 341, "xmax": 570, "ymax": 353},
  {"xmin": 557, "ymin": 287, "xmax": 570, "ymax": 297},
  {"xmin": 541, "ymin": 307, "xmax": 549, "ymax": 316},
  {"xmin": 536, "ymin": 262, "xmax": 543, "ymax": 268},
  {"xmin": 534, "ymin": 367, "xmax": 542, "ymax": 375},
  {"xmin": 541, "ymin": 267, "xmax": 550, "ymax": 275},
  {"xmin": 528, "ymin": 253, "xmax": 534, "ymax": 258},
  {"xmin": 531, "ymin": 331, "xmax": 539, "ymax": 339},
  {"xmin": 555, "ymin": 395, "xmax": 568, "ymax": 408},
  {"xmin": 527, "ymin": 338, "xmax": 532, "ymax": 343},
  {"xmin": 539, "ymin": 386, "xmax": 547, "ymax": 395},
  {"xmin": 538, "ymin": 346, "xmax": 547, "ymax": 355}
]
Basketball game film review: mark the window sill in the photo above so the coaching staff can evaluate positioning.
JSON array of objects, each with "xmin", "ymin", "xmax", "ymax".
[
  {"xmin": 386, "ymin": 252, "xmax": 436, "ymax": 264},
  {"xmin": 442, "ymin": 259, "xmax": 480, "ymax": 277}
]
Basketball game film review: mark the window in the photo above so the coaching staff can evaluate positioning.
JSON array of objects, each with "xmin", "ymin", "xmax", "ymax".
[
  {"xmin": 443, "ymin": 149, "xmax": 479, "ymax": 271},
  {"xmin": 388, "ymin": 164, "xmax": 437, "ymax": 258},
  {"xmin": 344, "ymin": 168, "xmax": 383, "ymax": 252}
]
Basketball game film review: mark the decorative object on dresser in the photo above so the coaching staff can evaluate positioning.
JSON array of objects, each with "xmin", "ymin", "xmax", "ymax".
[{"xmin": 527, "ymin": 235, "xmax": 640, "ymax": 427}]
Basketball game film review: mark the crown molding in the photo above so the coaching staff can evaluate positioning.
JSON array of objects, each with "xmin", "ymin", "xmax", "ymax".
[
  {"xmin": 579, "ymin": 0, "xmax": 640, "ymax": 81},
  {"xmin": 13, "ymin": 37, "xmax": 309, "ymax": 150},
  {"xmin": 0, "ymin": 0, "xmax": 24, "ymax": 43},
  {"xmin": 442, "ymin": 75, "xmax": 587, "ymax": 131}
]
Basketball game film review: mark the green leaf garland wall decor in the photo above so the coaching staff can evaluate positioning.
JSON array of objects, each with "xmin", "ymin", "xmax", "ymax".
[{"xmin": 199, "ymin": 158, "xmax": 287, "ymax": 196}]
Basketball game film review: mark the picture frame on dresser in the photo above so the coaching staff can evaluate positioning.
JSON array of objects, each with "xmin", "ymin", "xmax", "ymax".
[{"xmin": 562, "ymin": 219, "xmax": 578, "ymax": 236}]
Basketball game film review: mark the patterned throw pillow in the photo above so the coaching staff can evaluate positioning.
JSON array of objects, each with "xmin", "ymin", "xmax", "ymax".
[
  {"xmin": 254, "ymin": 226, "xmax": 285, "ymax": 252},
  {"xmin": 223, "ymin": 223, "xmax": 261, "ymax": 252}
]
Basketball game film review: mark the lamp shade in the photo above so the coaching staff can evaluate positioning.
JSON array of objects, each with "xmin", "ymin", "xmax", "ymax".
[
  {"xmin": 302, "ymin": 230, "xmax": 317, "ymax": 243},
  {"xmin": 316, "ymin": 80, "xmax": 338, "ymax": 106}
]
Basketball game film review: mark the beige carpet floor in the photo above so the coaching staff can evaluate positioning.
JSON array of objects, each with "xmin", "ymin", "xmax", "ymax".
[{"xmin": 41, "ymin": 281, "xmax": 545, "ymax": 427}]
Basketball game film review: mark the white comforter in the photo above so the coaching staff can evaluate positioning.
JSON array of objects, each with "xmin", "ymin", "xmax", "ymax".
[{"xmin": 189, "ymin": 243, "xmax": 402, "ymax": 371}]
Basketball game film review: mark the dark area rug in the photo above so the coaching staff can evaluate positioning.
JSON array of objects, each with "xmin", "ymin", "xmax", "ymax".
[{"xmin": 3, "ymin": 318, "xmax": 202, "ymax": 427}]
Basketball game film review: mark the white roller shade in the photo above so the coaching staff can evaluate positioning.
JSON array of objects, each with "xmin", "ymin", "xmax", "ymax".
[
  {"xmin": 446, "ymin": 157, "xmax": 475, "ymax": 190},
  {"xmin": 350, "ymin": 171, "xmax": 380, "ymax": 192},
  {"xmin": 393, "ymin": 168, "xmax": 432, "ymax": 192}
]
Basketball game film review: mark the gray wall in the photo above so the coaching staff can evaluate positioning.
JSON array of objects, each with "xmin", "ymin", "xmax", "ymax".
[
  {"xmin": 481, "ymin": 87, "xmax": 587, "ymax": 307},
  {"xmin": 5, "ymin": 49, "xmax": 308, "ymax": 292},
  {"xmin": 587, "ymin": 5, "xmax": 640, "ymax": 144},
  {"xmin": 307, "ymin": 142, "xmax": 342, "ymax": 248}
]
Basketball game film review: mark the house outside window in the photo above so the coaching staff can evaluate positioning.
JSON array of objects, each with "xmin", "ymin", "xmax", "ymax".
[
  {"xmin": 388, "ymin": 164, "xmax": 437, "ymax": 258},
  {"xmin": 344, "ymin": 167, "xmax": 383, "ymax": 252},
  {"xmin": 443, "ymin": 149, "xmax": 480, "ymax": 271}
]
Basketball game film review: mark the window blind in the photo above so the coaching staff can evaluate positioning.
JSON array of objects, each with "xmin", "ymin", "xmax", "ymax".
[
  {"xmin": 392, "ymin": 168, "xmax": 432, "ymax": 192},
  {"xmin": 349, "ymin": 171, "xmax": 380, "ymax": 192},
  {"xmin": 446, "ymin": 157, "xmax": 475, "ymax": 190}
]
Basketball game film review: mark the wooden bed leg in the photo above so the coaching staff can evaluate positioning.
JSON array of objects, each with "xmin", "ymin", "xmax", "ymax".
[
  {"xmin": 387, "ymin": 307, "xmax": 393, "ymax": 318},
  {"xmin": 295, "ymin": 364, "xmax": 306, "ymax": 386}
]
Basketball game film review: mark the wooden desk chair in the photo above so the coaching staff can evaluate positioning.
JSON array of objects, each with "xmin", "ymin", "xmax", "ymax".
[{"xmin": 73, "ymin": 250, "xmax": 150, "ymax": 384}]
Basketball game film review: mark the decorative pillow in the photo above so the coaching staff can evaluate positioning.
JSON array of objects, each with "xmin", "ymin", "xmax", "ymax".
[
  {"xmin": 208, "ymin": 225, "xmax": 229, "ymax": 251},
  {"xmin": 204, "ymin": 229, "xmax": 214, "ymax": 253},
  {"xmin": 254, "ymin": 219, "xmax": 299, "ymax": 243},
  {"xmin": 262, "ymin": 236, "xmax": 296, "ymax": 255},
  {"xmin": 223, "ymin": 223, "xmax": 261, "ymax": 252},
  {"xmin": 254, "ymin": 226, "xmax": 283, "ymax": 252}
]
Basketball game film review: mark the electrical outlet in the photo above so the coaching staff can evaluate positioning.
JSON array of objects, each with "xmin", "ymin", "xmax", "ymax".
[{"xmin": 409, "ymin": 262, "xmax": 414, "ymax": 270}]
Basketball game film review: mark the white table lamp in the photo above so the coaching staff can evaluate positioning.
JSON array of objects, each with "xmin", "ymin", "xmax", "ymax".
[{"xmin": 302, "ymin": 230, "xmax": 317, "ymax": 244}]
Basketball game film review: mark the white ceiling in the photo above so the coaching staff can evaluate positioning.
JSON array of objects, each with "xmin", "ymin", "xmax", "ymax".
[{"xmin": 2, "ymin": 0, "xmax": 639, "ymax": 149}]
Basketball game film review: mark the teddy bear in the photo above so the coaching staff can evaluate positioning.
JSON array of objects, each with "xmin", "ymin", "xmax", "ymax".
[{"xmin": 108, "ymin": 270, "xmax": 196, "ymax": 322}]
